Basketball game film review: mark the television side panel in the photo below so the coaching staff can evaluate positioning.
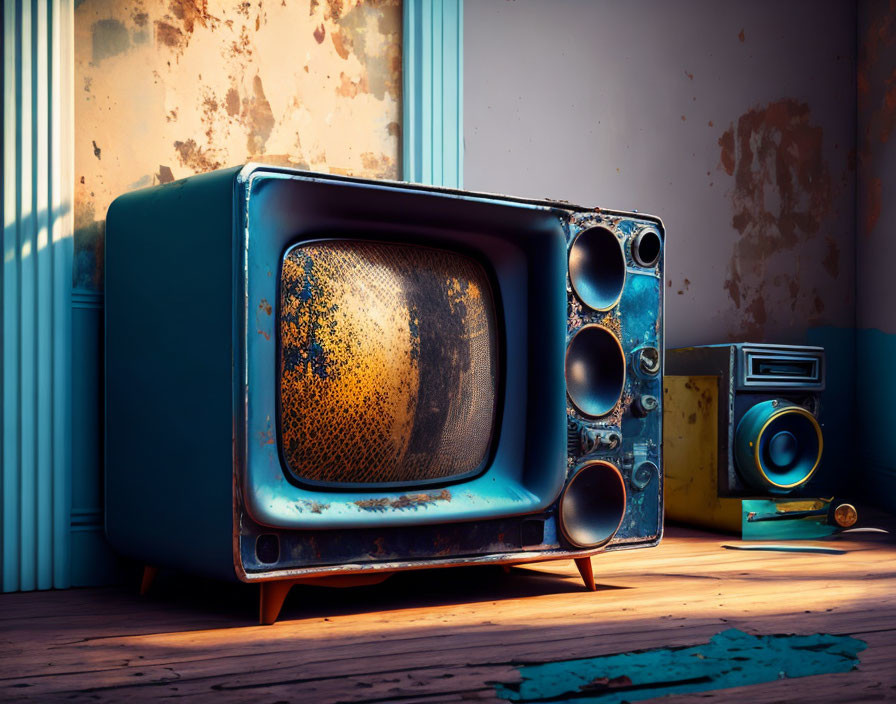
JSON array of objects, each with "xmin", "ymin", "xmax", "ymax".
[{"xmin": 105, "ymin": 167, "xmax": 240, "ymax": 581}]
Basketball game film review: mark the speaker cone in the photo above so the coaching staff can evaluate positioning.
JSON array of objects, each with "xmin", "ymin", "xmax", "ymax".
[
  {"xmin": 559, "ymin": 461, "xmax": 627, "ymax": 548},
  {"xmin": 569, "ymin": 226, "xmax": 626, "ymax": 311},
  {"xmin": 566, "ymin": 325, "xmax": 626, "ymax": 417},
  {"xmin": 734, "ymin": 400, "xmax": 823, "ymax": 493}
]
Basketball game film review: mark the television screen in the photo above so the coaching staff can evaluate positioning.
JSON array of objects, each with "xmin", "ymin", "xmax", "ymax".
[{"xmin": 279, "ymin": 240, "xmax": 498, "ymax": 487}]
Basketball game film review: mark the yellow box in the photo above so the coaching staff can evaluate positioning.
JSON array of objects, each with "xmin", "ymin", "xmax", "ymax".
[{"xmin": 663, "ymin": 375, "xmax": 741, "ymax": 533}]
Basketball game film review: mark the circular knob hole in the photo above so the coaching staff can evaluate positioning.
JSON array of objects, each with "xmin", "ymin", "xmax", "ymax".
[
  {"xmin": 631, "ymin": 227, "xmax": 662, "ymax": 268},
  {"xmin": 637, "ymin": 346, "xmax": 661, "ymax": 376}
]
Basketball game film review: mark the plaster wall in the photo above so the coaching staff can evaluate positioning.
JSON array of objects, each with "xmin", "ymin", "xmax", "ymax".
[
  {"xmin": 74, "ymin": 0, "xmax": 402, "ymax": 291},
  {"xmin": 464, "ymin": 0, "xmax": 856, "ymax": 348},
  {"xmin": 856, "ymin": 0, "xmax": 896, "ymax": 511},
  {"xmin": 857, "ymin": 0, "xmax": 896, "ymax": 334}
]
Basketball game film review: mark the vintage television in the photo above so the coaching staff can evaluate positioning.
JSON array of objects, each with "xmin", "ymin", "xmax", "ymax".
[
  {"xmin": 663, "ymin": 344, "xmax": 853, "ymax": 534},
  {"xmin": 105, "ymin": 165, "xmax": 665, "ymax": 623}
]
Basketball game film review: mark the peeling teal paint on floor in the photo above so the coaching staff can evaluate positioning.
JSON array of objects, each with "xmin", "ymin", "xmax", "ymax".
[{"xmin": 493, "ymin": 629, "xmax": 865, "ymax": 703}]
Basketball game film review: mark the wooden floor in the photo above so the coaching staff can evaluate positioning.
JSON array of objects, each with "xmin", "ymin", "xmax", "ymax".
[{"xmin": 2, "ymin": 525, "xmax": 896, "ymax": 703}]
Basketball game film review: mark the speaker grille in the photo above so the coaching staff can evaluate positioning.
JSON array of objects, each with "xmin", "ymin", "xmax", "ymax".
[
  {"xmin": 279, "ymin": 240, "xmax": 498, "ymax": 486},
  {"xmin": 568, "ymin": 226, "xmax": 626, "ymax": 311},
  {"xmin": 565, "ymin": 325, "xmax": 626, "ymax": 418},
  {"xmin": 559, "ymin": 461, "xmax": 627, "ymax": 548}
]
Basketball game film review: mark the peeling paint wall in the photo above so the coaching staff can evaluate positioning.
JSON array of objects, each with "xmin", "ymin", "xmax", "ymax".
[
  {"xmin": 464, "ymin": 0, "xmax": 856, "ymax": 347},
  {"xmin": 857, "ymin": 0, "xmax": 896, "ymax": 334},
  {"xmin": 856, "ymin": 0, "xmax": 896, "ymax": 512},
  {"xmin": 74, "ymin": 0, "xmax": 402, "ymax": 291}
]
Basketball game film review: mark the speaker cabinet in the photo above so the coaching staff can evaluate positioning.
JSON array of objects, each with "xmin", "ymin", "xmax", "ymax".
[{"xmin": 664, "ymin": 344, "xmax": 825, "ymax": 532}]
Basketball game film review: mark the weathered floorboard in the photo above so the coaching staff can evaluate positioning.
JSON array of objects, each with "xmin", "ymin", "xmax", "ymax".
[{"xmin": 1, "ymin": 526, "xmax": 895, "ymax": 702}]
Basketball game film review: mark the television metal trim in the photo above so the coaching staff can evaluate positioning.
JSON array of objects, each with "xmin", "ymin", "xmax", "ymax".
[{"xmin": 236, "ymin": 166, "xmax": 575, "ymax": 531}]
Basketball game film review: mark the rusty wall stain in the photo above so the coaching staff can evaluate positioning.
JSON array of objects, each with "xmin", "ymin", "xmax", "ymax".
[
  {"xmin": 865, "ymin": 176, "xmax": 883, "ymax": 237},
  {"xmin": 717, "ymin": 100, "xmax": 839, "ymax": 340},
  {"xmin": 881, "ymin": 69, "xmax": 896, "ymax": 142},
  {"xmin": 154, "ymin": 20, "xmax": 184, "ymax": 49},
  {"xmin": 74, "ymin": 0, "xmax": 401, "ymax": 290},
  {"xmin": 822, "ymin": 236, "xmax": 841, "ymax": 278},
  {"xmin": 169, "ymin": 0, "xmax": 211, "ymax": 34},
  {"xmin": 245, "ymin": 75, "xmax": 276, "ymax": 154},
  {"xmin": 336, "ymin": 2, "xmax": 402, "ymax": 101},
  {"xmin": 173, "ymin": 138, "xmax": 221, "ymax": 172},
  {"xmin": 857, "ymin": 2, "xmax": 896, "ymax": 238}
]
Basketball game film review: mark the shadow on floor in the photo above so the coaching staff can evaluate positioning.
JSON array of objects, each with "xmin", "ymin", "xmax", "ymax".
[{"xmin": 139, "ymin": 561, "xmax": 633, "ymax": 628}]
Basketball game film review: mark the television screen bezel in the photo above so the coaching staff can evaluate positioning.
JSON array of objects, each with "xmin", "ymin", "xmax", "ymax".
[{"xmin": 236, "ymin": 166, "xmax": 570, "ymax": 531}]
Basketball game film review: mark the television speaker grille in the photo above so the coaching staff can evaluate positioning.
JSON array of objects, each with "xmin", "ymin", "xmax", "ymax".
[{"xmin": 278, "ymin": 240, "xmax": 498, "ymax": 486}]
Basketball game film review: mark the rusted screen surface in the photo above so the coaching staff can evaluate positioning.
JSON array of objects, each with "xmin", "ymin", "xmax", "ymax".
[{"xmin": 279, "ymin": 241, "xmax": 498, "ymax": 486}]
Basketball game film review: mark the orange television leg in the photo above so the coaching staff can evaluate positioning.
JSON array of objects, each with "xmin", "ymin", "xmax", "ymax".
[
  {"xmin": 574, "ymin": 557, "xmax": 596, "ymax": 591},
  {"xmin": 259, "ymin": 580, "xmax": 295, "ymax": 625},
  {"xmin": 140, "ymin": 566, "xmax": 158, "ymax": 596}
]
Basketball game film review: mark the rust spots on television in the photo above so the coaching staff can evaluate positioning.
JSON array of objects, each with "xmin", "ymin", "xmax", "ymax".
[
  {"xmin": 296, "ymin": 500, "xmax": 331, "ymax": 514},
  {"xmin": 355, "ymin": 490, "xmax": 452, "ymax": 512}
]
